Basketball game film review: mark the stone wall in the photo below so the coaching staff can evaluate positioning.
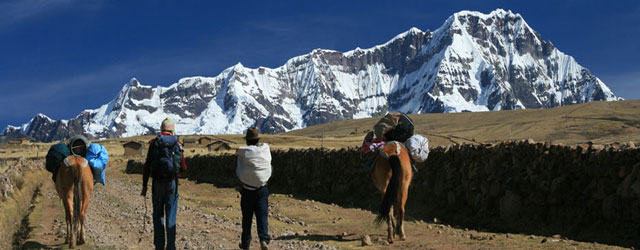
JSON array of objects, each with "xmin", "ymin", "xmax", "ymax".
[
  {"xmin": 416, "ymin": 140, "xmax": 640, "ymax": 247},
  {"xmin": 126, "ymin": 140, "xmax": 640, "ymax": 247},
  {"xmin": 0, "ymin": 157, "xmax": 43, "ymax": 200}
]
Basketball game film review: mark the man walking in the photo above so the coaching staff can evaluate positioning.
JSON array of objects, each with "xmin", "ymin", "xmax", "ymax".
[
  {"xmin": 237, "ymin": 127, "xmax": 272, "ymax": 250},
  {"xmin": 141, "ymin": 118, "xmax": 187, "ymax": 250}
]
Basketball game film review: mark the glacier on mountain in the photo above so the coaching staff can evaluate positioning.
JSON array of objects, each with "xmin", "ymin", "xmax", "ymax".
[{"xmin": 2, "ymin": 9, "xmax": 620, "ymax": 142}]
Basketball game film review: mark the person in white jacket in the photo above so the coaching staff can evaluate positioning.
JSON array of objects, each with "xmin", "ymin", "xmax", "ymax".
[{"xmin": 237, "ymin": 127, "xmax": 272, "ymax": 250}]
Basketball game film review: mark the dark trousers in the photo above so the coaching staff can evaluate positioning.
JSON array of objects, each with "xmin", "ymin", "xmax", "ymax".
[
  {"xmin": 240, "ymin": 186, "xmax": 271, "ymax": 248},
  {"xmin": 152, "ymin": 178, "xmax": 178, "ymax": 250}
]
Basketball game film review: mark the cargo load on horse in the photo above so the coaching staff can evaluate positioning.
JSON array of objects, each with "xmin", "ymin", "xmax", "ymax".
[
  {"xmin": 373, "ymin": 112, "xmax": 414, "ymax": 143},
  {"xmin": 46, "ymin": 135, "xmax": 90, "ymax": 183},
  {"xmin": 48, "ymin": 136, "xmax": 109, "ymax": 186},
  {"xmin": 405, "ymin": 134, "xmax": 429, "ymax": 163},
  {"xmin": 361, "ymin": 131, "xmax": 385, "ymax": 154},
  {"xmin": 68, "ymin": 135, "xmax": 90, "ymax": 156},
  {"xmin": 364, "ymin": 112, "xmax": 427, "ymax": 173},
  {"xmin": 86, "ymin": 143, "xmax": 109, "ymax": 185},
  {"xmin": 46, "ymin": 143, "xmax": 71, "ymax": 182}
]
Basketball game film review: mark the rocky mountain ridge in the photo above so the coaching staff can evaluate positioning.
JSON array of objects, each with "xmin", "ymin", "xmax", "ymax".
[{"xmin": 3, "ymin": 9, "xmax": 620, "ymax": 142}]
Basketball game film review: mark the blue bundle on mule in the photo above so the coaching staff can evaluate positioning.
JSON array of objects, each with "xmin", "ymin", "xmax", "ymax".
[{"xmin": 86, "ymin": 143, "xmax": 109, "ymax": 185}]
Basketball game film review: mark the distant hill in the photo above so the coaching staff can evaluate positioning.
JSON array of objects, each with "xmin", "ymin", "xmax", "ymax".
[{"xmin": 285, "ymin": 100, "xmax": 640, "ymax": 146}]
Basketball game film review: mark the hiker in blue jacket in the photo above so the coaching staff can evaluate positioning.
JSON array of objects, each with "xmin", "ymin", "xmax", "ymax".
[{"xmin": 141, "ymin": 118, "xmax": 187, "ymax": 250}]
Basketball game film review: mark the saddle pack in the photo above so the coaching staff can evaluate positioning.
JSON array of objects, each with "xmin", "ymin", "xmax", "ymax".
[
  {"xmin": 46, "ymin": 143, "xmax": 71, "ymax": 181},
  {"xmin": 86, "ymin": 143, "xmax": 109, "ymax": 185},
  {"xmin": 373, "ymin": 112, "xmax": 414, "ymax": 143},
  {"xmin": 405, "ymin": 134, "xmax": 430, "ymax": 163},
  {"xmin": 150, "ymin": 135, "xmax": 182, "ymax": 179}
]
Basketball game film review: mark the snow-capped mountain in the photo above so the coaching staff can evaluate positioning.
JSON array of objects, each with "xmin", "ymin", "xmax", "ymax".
[{"xmin": 3, "ymin": 9, "xmax": 620, "ymax": 142}]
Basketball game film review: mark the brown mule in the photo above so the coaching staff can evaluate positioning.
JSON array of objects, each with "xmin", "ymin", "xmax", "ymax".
[
  {"xmin": 371, "ymin": 141, "xmax": 413, "ymax": 243},
  {"xmin": 55, "ymin": 155, "xmax": 94, "ymax": 248}
]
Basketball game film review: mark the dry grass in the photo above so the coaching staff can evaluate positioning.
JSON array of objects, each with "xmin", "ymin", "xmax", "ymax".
[
  {"xmin": 285, "ymin": 100, "xmax": 640, "ymax": 146},
  {"xmin": 0, "ymin": 134, "xmax": 362, "ymax": 160},
  {"xmin": 0, "ymin": 143, "xmax": 49, "ymax": 160},
  {"xmin": 0, "ymin": 170, "xmax": 48, "ymax": 250}
]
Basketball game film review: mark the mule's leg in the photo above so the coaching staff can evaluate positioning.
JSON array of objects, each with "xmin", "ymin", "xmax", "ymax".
[
  {"xmin": 78, "ymin": 196, "xmax": 85, "ymax": 244},
  {"xmin": 387, "ymin": 206, "xmax": 395, "ymax": 243},
  {"xmin": 56, "ymin": 187, "xmax": 69, "ymax": 245},
  {"xmin": 396, "ymin": 176, "xmax": 411, "ymax": 241},
  {"xmin": 78, "ymin": 204, "xmax": 85, "ymax": 245},
  {"xmin": 78, "ymin": 172, "xmax": 94, "ymax": 245},
  {"xmin": 78, "ymin": 220, "xmax": 84, "ymax": 245},
  {"xmin": 396, "ymin": 205, "xmax": 406, "ymax": 241},
  {"xmin": 60, "ymin": 185, "xmax": 75, "ymax": 248},
  {"xmin": 61, "ymin": 199, "xmax": 71, "ymax": 245},
  {"xmin": 66, "ymin": 216, "xmax": 71, "ymax": 245},
  {"xmin": 67, "ymin": 196, "xmax": 76, "ymax": 249},
  {"xmin": 56, "ymin": 174, "xmax": 70, "ymax": 245},
  {"xmin": 390, "ymin": 205, "xmax": 396, "ymax": 234},
  {"xmin": 78, "ymin": 202, "xmax": 90, "ymax": 244}
]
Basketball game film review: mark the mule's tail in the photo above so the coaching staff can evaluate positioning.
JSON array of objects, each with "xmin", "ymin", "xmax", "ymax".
[
  {"xmin": 72, "ymin": 157, "xmax": 85, "ymax": 238},
  {"xmin": 376, "ymin": 155, "xmax": 402, "ymax": 224}
]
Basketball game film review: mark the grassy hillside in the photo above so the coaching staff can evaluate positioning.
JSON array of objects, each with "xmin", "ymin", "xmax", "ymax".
[{"xmin": 285, "ymin": 100, "xmax": 640, "ymax": 146}]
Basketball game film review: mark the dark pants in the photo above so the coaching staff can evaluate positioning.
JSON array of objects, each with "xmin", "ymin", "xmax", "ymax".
[
  {"xmin": 152, "ymin": 178, "xmax": 178, "ymax": 250},
  {"xmin": 240, "ymin": 186, "xmax": 271, "ymax": 248}
]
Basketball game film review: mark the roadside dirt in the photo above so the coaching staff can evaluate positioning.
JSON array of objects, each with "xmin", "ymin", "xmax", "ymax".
[{"xmin": 17, "ymin": 159, "xmax": 629, "ymax": 249}]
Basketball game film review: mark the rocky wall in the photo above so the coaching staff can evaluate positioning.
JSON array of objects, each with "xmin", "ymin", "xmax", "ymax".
[
  {"xmin": 416, "ymin": 140, "xmax": 640, "ymax": 247},
  {"xmin": 126, "ymin": 140, "xmax": 640, "ymax": 247},
  {"xmin": 0, "ymin": 158, "xmax": 43, "ymax": 200},
  {"xmin": 0, "ymin": 158, "xmax": 46, "ymax": 249}
]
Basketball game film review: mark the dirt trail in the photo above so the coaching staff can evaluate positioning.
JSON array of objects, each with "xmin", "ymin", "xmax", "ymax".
[{"xmin": 18, "ymin": 159, "xmax": 628, "ymax": 249}]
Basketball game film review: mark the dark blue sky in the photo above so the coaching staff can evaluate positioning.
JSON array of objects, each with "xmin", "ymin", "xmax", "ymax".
[{"xmin": 1, "ymin": 0, "xmax": 638, "ymax": 130}]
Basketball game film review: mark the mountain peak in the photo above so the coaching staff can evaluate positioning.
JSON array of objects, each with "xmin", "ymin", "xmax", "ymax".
[
  {"xmin": 453, "ymin": 8, "xmax": 518, "ymax": 19},
  {"xmin": 34, "ymin": 113, "xmax": 51, "ymax": 120},
  {"xmin": 3, "ymin": 9, "xmax": 619, "ymax": 142},
  {"xmin": 128, "ymin": 77, "xmax": 140, "ymax": 86},
  {"xmin": 388, "ymin": 27, "xmax": 424, "ymax": 43},
  {"xmin": 439, "ymin": 9, "xmax": 526, "ymax": 33}
]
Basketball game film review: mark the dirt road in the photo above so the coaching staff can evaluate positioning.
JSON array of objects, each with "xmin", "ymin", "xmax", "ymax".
[{"xmin": 18, "ymin": 159, "xmax": 627, "ymax": 249}]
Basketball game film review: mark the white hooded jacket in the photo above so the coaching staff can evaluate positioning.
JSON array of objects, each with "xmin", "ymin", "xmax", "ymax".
[{"xmin": 236, "ymin": 143, "xmax": 272, "ymax": 189}]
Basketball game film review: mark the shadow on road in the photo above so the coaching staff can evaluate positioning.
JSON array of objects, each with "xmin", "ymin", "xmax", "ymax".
[
  {"xmin": 276, "ymin": 233, "xmax": 362, "ymax": 242},
  {"xmin": 21, "ymin": 240, "xmax": 59, "ymax": 250}
]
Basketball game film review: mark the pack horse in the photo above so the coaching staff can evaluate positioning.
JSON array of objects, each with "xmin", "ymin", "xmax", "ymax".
[
  {"xmin": 55, "ymin": 155, "xmax": 94, "ymax": 248},
  {"xmin": 371, "ymin": 141, "xmax": 414, "ymax": 243},
  {"xmin": 367, "ymin": 112, "xmax": 428, "ymax": 243}
]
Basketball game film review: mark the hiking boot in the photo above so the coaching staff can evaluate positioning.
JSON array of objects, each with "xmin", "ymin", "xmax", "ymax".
[
  {"xmin": 239, "ymin": 242, "xmax": 249, "ymax": 250},
  {"xmin": 260, "ymin": 241, "xmax": 269, "ymax": 250}
]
